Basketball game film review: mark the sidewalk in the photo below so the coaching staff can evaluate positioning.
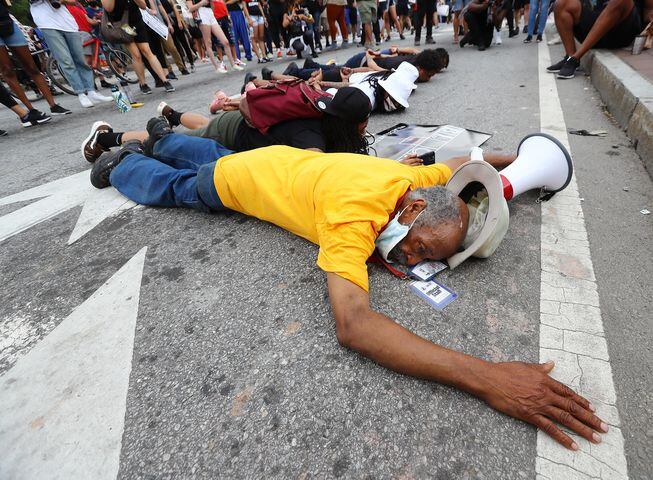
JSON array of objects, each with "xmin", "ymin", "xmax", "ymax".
[{"xmin": 580, "ymin": 47, "xmax": 653, "ymax": 176}]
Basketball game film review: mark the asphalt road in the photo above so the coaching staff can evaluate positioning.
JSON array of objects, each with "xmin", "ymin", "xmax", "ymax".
[{"xmin": 0, "ymin": 24, "xmax": 651, "ymax": 480}]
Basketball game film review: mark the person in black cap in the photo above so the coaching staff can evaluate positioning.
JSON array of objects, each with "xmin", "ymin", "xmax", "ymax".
[{"xmin": 81, "ymin": 87, "xmax": 377, "ymax": 162}]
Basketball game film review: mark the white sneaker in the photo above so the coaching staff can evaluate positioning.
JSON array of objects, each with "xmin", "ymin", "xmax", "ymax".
[
  {"xmin": 216, "ymin": 63, "xmax": 228, "ymax": 74},
  {"xmin": 157, "ymin": 101, "xmax": 169, "ymax": 117},
  {"xmin": 87, "ymin": 90, "xmax": 113, "ymax": 104},
  {"xmin": 236, "ymin": 59, "xmax": 246, "ymax": 67},
  {"xmin": 493, "ymin": 30, "xmax": 502, "ymax": 45},
  {"xmin": 78, "ymin": 93, "xmax": 94, "ymax": 108},
  {"xmin": 232, "ymin": 63, "xmax": 244, "ymax": 71}
]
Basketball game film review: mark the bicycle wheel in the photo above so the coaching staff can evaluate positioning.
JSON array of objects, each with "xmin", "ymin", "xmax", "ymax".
[
  {"xmin": 107, "ymin": 49, "xmax": 138, "ymax": 84},
  {"xmin": 45, "ymin": 56, "xmax": 75, "ymax": 96}
]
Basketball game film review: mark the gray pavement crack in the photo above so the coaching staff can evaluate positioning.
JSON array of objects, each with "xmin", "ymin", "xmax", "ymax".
[{"xmin": 537, "ymin": 455, "xmax": 601, "ymax": 480}]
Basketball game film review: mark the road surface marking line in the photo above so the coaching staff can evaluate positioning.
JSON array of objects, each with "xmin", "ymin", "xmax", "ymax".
[
  {"xmin": 536, "ymin": 35, "xmax": 629, "ymax": 479},
  {"xmin": 0, "ymin": 247, "xmax": 147, "ymax": 480}
]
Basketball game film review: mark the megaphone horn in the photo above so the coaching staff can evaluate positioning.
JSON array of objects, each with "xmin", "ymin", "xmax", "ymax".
[{"xmin": 500, "ymin": 133, "xmax": 573, "ymax": 201}]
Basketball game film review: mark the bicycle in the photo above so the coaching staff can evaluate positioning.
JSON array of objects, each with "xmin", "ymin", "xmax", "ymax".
[{"xmin": 44, "ymin": 34, "xmax": 138, "ymax": 96}]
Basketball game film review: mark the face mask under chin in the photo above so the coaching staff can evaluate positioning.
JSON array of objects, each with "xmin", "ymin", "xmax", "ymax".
[{"xmin": 388, "ymin": 240, "xmax": 408, "ymax": 265}]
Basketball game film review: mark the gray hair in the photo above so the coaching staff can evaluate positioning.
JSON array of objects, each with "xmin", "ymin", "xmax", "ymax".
[{"xmin": 408, "ymin": 186, "xmax": 461, "ymax": 228}]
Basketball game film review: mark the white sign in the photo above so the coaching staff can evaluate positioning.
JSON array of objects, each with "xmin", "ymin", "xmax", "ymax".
[{"xmin": 140, "ymin": 8, "xmax": 169, "ymax": 39}]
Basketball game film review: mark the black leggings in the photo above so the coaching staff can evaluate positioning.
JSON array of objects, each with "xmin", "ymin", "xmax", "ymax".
[
  {"xmin": 172, "ymin": 23, "xmax": 195, "ymax": 66},
  {"xmin": 0, "ymin": 82, "xmax": 18, "ymax": 109},
  {"xmin": 147, "ymin": 26, "xmax": 169, "ymax": 69},
  {"xmin": 415, "ymin": 0, "xmax": 435, "ymax": 40},
  {"xmin": 268, "ymin": 2, "xmax": 287, "ymax": 49}
]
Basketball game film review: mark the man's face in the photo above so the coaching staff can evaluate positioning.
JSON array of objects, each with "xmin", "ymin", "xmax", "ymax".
[
  {"xmin": 417, "ymin": 68, "xmax": 439, "ymax": 82},
  {"xmin": 388, "ymin": 199, "xmax": 469, "ymax": 266}
]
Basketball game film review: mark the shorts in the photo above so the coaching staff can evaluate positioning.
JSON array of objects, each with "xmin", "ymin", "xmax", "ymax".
[
  {"xmin": 358, "ymin": 0, "xmax": 378, "ymax": 23},
  {"xmin": 396, "ymin": 0, "xmax": 409, "ymax": 16},
  {"xmin": 198, "ymin": 6, "xmax": 218, "ymax": 26},
  {"xmin": 80, "ymin": 31, "xmax": 94, "ymax": 55},
  {"xmin": 186, "ymin": 110, "xmax": 243, "ymax": 150},
  {"xmin": 250, "ymin": 15, "xmax": 265, "ymax": 26},
  {"xmin": 512, "ymin": 0, "xmax": 526, "ymax": 9},
  {"xmin": 0, "ymin": 20, "xmax": 28, "ymax": 48},
  {"xmin": 452, "ymin": 0, "xmax": 470, "ymax": 12},
  {"xmin": 128, "ymin": 12, "xmax": 151, "ymax": 43},
  {"xmin": 378, "ymin": 1, "xmax": 387, "ymax": 18},
  {"xmin": 574, "ymin": 3, "xmax": 642, "ymax": 49},
  {"xmin": 217, "ymin": 16, "xmax": 234, "ymax": 45}
]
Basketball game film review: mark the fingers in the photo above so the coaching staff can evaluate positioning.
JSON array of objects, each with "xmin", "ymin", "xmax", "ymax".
[
  {"xmin": 544, "ymin": 405, "xmax": 602, "ymax": 445},
  {"xmin": 550, "ymin": 393, "xmax": 608, "ymax": 434},
  {"xmin": 533, "ymin": 415, "xmax": 578, "ymax": 451},
  {"xmin": 547, "ymin": 377, "xmax": 597, "ymax": 414}
]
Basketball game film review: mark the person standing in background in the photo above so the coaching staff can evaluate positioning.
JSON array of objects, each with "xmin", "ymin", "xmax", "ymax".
[
  {"xmin": 102, "ymin": 0, "xmax": 175, "ymax": 93},
  {"xmin": 30, "ymin": 0, "xmax": 113, "ymax": 108},
  {"xmin": 355, "ymin": 0, "xmax": 375, "ymax": 48},
  {"xmin": 267, "ymin": 0, "xmax": 287, "ymax": 58},
  {"xmin": 245, "ymin": 0, "xmax": 267, "ymax": 61},
  {"xmin": 326, "ymin": 0, "xmax": 348, "ymax": 49},
  {"xmin": 523, "ymin": 0, "xmax": 549, "ymax": 43},
  {"xmin": 0, "ymin": 5, "xmax": 71, "ymax": 117},
  {"xmin": 414, "ymin": 0, "xmax": 436, "ymax": 45},
  {"xmin": 159, "ymin": 0, "xmax": 192, "ymax": 74},
  {"xmin": 186, "ymin": 0, "xmax": 243, "ymax": 73},
  {"xmin": 226, "ymin": 0, "xmax": 253, "ymax": 62}
]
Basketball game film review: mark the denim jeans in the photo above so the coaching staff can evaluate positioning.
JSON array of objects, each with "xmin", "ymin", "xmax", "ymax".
[
  {"xmin": 40, "ymin": 29, "xmax": 94, "ymax": 94},
  {"xmin": 527, "ymin": 0, "xmax": 550, "ymax": 36},
  {"xmin": 109, "ymin": 134, "xmax": 233, "ymax": 212}
]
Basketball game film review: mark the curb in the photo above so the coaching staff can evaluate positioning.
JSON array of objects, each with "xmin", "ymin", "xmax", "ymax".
[{"xmin": 580, "ymin": 50, "xmax": 653, "ymax": 177}]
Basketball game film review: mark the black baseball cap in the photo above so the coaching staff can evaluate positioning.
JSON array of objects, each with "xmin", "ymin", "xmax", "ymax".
[{"xmin": 316, "ymin": 87, "xmax": 372, "ymax": 124}]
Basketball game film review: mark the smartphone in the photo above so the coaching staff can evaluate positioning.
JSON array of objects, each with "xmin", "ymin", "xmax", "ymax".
[{"xmin": 418, "ymin": 151, "xmax": 435, "ymax": 165}]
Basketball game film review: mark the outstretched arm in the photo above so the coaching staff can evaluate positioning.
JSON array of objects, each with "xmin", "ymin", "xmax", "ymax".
[{"xmin": 327, "ymin": 273, "xmax": 608, "ymax": 450}]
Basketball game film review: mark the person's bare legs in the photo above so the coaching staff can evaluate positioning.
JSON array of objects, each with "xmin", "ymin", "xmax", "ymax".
[
  {"xmin": 137, "ymin": 42, "xmax": 168, "ymax": 82},
  {"xmin": 210, "ymin": 23, "xmax": 237, "ymax": 66},
  {"xmin": 4, "ymin": 45, "xmax": 57, "ymax": 108},
  {"xmin": 0, "ymin": 47, "xmax": 35, "ymax": 111},
  {"xmin": 555, "ymin": 0, "xmax": 634, "ymax": 59},
  {"xmin": 199, "ymin": 24, "xmax": 220, "ymax": 69},
  {"xmin": 125, "ymin": 41, "xmax": 147, "ymax": 85},
  {"xmin": 453, "ymin": 12, "xmax": 461, "ymax": 42},
  {"xmin": 9, "ymin": 103, "xmax": 29, "ymax": 119},
  {"xmin": 179, "ymin": 111, "xmax": 211, "ymax": 129}
]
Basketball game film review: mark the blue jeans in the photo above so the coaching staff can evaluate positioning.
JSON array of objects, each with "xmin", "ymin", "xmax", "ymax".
[
  {"xmin": 40, "ymin": 29, "xmax": 94, "ymax": 94},
  {"xmin": 527, "ymin": 0, "xmax": 550, "ymax": 36},
  {"xmin": 229, "ymin": 10, "xmax": 252, "ymax": 60},
  {"xmin": 109, "ymin": 134, "xmax": 233, "ymax": 212}
]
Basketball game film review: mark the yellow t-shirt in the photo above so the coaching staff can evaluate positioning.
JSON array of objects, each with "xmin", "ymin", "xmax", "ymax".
[{"xmin": 214, "ymin": 146, "xmax": 452, "ymax": 291}]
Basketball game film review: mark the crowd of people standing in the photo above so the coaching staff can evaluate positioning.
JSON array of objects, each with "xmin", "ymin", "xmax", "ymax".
[{"xmin": 1, "ymin": 0, "xmax": 652, "ymax": 137}]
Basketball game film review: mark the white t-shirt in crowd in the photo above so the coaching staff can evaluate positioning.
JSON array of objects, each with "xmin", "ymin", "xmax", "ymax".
[
  {"xmin": 348, "ymin": 72, "xmax": 377, "ymax": 110},
  {"xmin": 30, "ymin": 1, "xmax": 79, "ymax": 32}
]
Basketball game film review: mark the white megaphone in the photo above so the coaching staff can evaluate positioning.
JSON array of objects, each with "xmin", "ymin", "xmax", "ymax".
[{"xmin": 499, "ymin": 133, "xmax": 573, "ymax": 201}]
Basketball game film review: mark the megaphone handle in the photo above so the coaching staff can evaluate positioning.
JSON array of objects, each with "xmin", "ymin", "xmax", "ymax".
[{"xmin": 470, "ymin": 147, "xmax": 484, "ymax": 162}]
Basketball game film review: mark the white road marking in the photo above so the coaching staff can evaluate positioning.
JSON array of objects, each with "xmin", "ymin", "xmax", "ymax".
[
  {"xmin": 0, "ymin": 247, "xmax": 147, "ymax": 480},
  {"xmin": 536, "ymin": 35, "xmax": 629, "ymax": 479},
  {"xmin": 0, "ymin": 170, "xmax": 136, "ymax": 245}
]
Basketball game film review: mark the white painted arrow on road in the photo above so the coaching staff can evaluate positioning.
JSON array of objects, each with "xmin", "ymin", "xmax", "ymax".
[
  {"xmin": 0, "ymin": 247, "xmax": 147, "ymax": 480},
  {"xmin": 0, "ymin": 170, "xmax": 136, "ymax": 245}
]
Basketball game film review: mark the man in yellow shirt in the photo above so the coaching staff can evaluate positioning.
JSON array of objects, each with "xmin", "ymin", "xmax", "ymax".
[{"xmin": 91, "ymin": 118, "xmax": 608, "ymax": 451}]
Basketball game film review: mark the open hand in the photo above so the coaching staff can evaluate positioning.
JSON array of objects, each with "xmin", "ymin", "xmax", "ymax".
[
  {"xmin": 399, "ymin": 153, "xmax": 423, "ymax": 166},
  {"xmin": 481, "ymin": 361, "xmax": 608, "ymax": 450}
]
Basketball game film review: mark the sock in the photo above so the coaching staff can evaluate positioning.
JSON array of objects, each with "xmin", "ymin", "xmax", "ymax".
[
  {"xmin": 97, "ymin": 131, "xmax": 123, "ymax": 149},
  {"xmin": 168, "ymin": 109, "xmax": 183, "ymax": 128}
]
